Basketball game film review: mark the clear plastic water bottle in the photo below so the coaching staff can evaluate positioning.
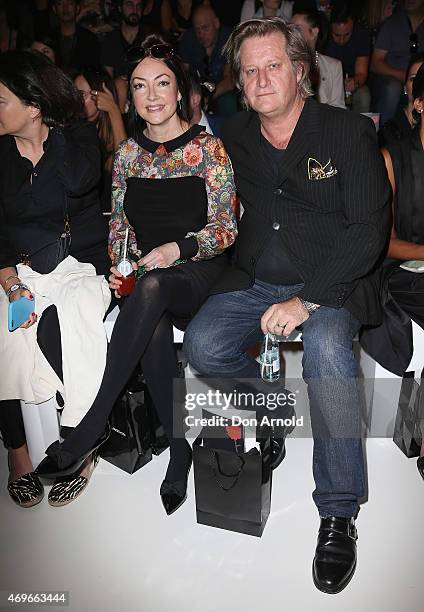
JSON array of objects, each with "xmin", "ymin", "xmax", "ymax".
[{"xmin": 260, "ymin": 333, "xmax": 280, "ymax": 382}]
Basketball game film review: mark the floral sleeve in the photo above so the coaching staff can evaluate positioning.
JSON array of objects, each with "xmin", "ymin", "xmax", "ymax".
[
  {"xmin": 108, "ymin": 140, "xmax": 141, "ymax": 263},
  {"xmin": 188, "ymin": 136, "xmax": 238, "ymax": 261}
]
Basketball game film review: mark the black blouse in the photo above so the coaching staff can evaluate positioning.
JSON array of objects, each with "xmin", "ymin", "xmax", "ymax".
[
  {"xmin": 389, "ymin": 129, "xmax": 424, "ymax": 244},
  {"xmin": 0, "ymin": 121, "xmax": 109, "ymax": 275}
]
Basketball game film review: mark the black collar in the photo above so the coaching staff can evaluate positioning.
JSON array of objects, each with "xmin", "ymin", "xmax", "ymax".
[{"xmin": 138, "ymin": 124, "xmax": 204, "ymax": 154}]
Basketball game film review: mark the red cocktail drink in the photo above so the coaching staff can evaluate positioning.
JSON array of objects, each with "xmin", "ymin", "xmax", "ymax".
[{"xmin": 117, "ymin": 272, "xmax": 136, "ymax": 296}]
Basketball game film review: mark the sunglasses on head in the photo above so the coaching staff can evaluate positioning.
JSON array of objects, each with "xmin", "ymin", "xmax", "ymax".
[
  {"xmin": 410, "ymin": 33, "xmax": 419, "ymax": 55},
  {"xmin": 126, "ymin": 43, "xmax": 175, "ymax": 65}
]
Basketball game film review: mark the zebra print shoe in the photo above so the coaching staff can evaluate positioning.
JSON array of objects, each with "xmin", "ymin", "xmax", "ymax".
[
  {"xmin": 48, "ymin": 455, "xmax": 99, "ymax": 507},
  {"xmin": 7, "ymin": 473, "xmax": 44, "ymax": 508}
]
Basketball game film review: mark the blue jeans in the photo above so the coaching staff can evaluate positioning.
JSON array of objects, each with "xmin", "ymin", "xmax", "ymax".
[
  {"xmin": 183, "ymin": 280, "xmax": 364, "ymax": 518},
  {"xmin": 371, "ymin": 74, "xmax": 403, "ymax": 127}
]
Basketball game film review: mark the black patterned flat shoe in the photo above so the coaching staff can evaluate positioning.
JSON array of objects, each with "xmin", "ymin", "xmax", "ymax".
[
  {"xmin": 7, "ymin": 473, "xmax": 44, "ymax": 508},
  {"xmin": 48, "ymin": 455, "xmax": 99, "ymax": 507}
]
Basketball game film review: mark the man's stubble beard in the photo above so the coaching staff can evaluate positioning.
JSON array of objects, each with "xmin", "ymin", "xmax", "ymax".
[{"xmin": 122, "ymin": 14, "xmax": 141, "ymax": 27}]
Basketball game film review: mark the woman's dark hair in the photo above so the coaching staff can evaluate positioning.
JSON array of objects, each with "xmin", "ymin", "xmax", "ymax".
[
  {"xmin": 412, "ymin": 63, "xmax": 424, "ymax": 124},
  {"xmin": 76, "ymin": 67, "xmax": 119, "ymax": 170},
  {"xmin": 0, "ymin": 49, "xmax": 82, "ymax": 127},
  {"xmin": 126, "ymin": 35, "xmax": 192, "ymax": 141},
  {"xmin": 292, "ymin": 8, "xmax": 330, "ymax": 52},
  {"xmin": 407, "ymin": 52, "xmax": 424, "ymax": 79},
  {"xmin": 30, "ymin": 34, "xmax": 57, "ymax": 60}
]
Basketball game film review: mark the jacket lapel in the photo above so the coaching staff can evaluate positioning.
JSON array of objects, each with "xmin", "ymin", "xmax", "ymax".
[
  {"xmin": 276, "ymin": 97, "xmax": 321, "ymax": 185},
  {"xmin": 235, "ymin": 98, "xmax": 322, "ymax": 186},
  {"xmin": 239, "ymin": 112, "xmax": 276, "ymax": 184}
]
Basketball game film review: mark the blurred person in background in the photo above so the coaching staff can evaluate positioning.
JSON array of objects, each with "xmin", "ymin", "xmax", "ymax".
[
  {"xmin": 178, "ymin": 4, "xmax": 236, "ymax": 115},
  {"xmin": 141, "ymin": 0, "xmax": 173, "ymax": 32},
  {"xmin": 0, "ymin": 0, "xmax": 17, "ymax": 52},
  {"xmin": 74, "ymin": 67, "xmax": 127, "ymax": 211},
  {"xmin": 253, "ymin": 0, "xmax": 294, "ymax": 20},
  {"xmin": 30, "ymin": 34, "xmax": 57, "ymax": 63},
  {"xmin": 371, "ymin": 0, "xmax": 424, "ymax": 126},
  {"xmin": 291, "ymin": 6, "xmax": 346, "ymax": 107},
  {"xmin": 361, "ymin": 0, "xmax": 394, "ymax": 45},
  {"xmin": 169, "ymin": 0, "xmax": 204, "ymax": 33},
  {"xmin": 324, "ymin": 2, "xmax": 371, "ymax": 111},
  {"xmin": 51, "ymin": 0, "xmax": 101, "ymax": 75}
]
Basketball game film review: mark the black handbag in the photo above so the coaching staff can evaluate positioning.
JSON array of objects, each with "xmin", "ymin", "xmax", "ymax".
[
  {"xmin": 100, "ymin": 369, "xmax": 153, "ymax": 474},
  {"xmin": 393, "ymin": 370, "xmax": 424, "ymax": 458},
  {"xmin": 193, "ymin": 434, "xmax": 272, "ymax": 537},
  {"xmin": 20, "ymin": 194, "xmax": 71, "ymax": 274}
]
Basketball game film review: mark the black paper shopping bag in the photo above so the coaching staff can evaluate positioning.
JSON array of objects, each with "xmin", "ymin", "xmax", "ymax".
[
  {"xmin": 193, "ymin": 436, "xmax": 272, "ymax": 537},
  {"xmin": 100, "ymin": 370, "xmax": 153, "ymax": 474}
]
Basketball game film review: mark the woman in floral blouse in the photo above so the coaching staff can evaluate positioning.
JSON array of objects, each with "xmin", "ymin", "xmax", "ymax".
[{"xmin": 37, "ymin": 36, "xmax": 238, "ymax": 515}]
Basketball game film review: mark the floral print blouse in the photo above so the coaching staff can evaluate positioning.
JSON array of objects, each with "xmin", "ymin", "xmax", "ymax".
[{"xmin": 109, "ymin": 126, "xmax": 238, "ymax": 264}]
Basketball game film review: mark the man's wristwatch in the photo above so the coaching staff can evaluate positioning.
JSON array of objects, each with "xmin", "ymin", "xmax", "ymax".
[
  {"xmin": 6, "ymin": 283, "xmax": 30, "ymax": 297},
  {"xmin": 299, "ymin": 298, "xmax": 320, "ymax": 315}
]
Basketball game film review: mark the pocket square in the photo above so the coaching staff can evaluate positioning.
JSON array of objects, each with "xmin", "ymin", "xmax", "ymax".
[{"xmin": 307, "ymin": 158, "xmax": 338, "ymax": 180}]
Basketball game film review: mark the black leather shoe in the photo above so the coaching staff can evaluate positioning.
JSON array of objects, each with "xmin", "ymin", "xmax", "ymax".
[
  {"xmin": 417, "ymin": 456, "xmax": 424, "ymax": 481},
  {"xmin": 312, "ymin": 516, "xmax": 357, "ymax": 594},
  {"xmin": 35, "ymin": 424, "xmax": 110, "ymax": 479},
  {"xmin": 160, "ymin": 453, "xmax": 192, "ymax": 516}
]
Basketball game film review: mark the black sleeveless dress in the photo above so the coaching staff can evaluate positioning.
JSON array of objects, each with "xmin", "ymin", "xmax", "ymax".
[{"xmin": 360, "ymin": 129, "xmax": 424, "ymax": 375}]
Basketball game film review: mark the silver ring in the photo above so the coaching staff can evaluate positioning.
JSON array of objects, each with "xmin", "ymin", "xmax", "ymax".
[
  {"xmin": 93, "ymin": 90, "xmax": 98, "ymax": 96},
  {"xmin": 153, "ymin": 264, "xmax": 158, "ymax": 269}
]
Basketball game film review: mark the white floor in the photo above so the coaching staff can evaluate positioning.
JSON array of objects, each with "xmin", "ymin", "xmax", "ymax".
[{"xmin": 0, "ymin": 435, "xmax": 423, "ymax": 612}]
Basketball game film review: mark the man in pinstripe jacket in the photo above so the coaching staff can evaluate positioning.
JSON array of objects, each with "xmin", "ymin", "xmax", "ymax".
[{"xmin": 184, "ymin": 18, "xmax": 390, "ymax": 593}]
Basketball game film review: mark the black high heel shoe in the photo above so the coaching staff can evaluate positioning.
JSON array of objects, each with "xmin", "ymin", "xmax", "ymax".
[
  {"xmin": 35, "ymin": 424, "xmax": 110, "ymax": 479},
  {"xmin": 417, "ymin": 456, "xmax": 424, "ymax": 481},
  {"xmin": 160, "ymin": 449, "xmax": 193, "ymax": 516}
]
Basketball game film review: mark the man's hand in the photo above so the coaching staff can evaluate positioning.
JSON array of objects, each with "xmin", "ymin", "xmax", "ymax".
[
  {"xmin": 344, "ymin": 77, "xmax": 356, "ymax": 93},
  {"xmin": 261, "ymin": 297, "xmax": 309, "ymax": 336},
  {"xmin": 138, "ymin": 242, "xmax": 180, "ymax": 271}
]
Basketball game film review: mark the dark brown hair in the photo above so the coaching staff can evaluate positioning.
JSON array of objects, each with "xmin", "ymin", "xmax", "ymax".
[
  {"xmin": 0, "ymin": 49, "xmax": 82, "ymax": 127},
  {"xmin": 126, "ymin": 35, "xmax": 192, "ymax": 140}
]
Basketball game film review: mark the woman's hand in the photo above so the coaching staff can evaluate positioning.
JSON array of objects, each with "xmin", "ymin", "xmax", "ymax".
[
  {"xmin": 93, "ymin": 84, "xmax": 120, "ymax": 116},
  {"xmin": 9, "ymin": 287, "xmax": 37, "ymax": 329},
  {"xmin": 109, "ymin": 261, "xmax": 138, "ymax": 299},
  {"xmin": 139, "ymin": 243, "xmax": 180, "ymax": 271}
]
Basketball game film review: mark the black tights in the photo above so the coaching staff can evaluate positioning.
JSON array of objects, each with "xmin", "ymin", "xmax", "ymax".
[{"xmin": 55, "ymin": 268, "xmax": 199, "ymax": 480}]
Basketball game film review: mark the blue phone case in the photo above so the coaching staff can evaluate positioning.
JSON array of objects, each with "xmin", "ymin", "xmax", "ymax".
[{"xmin": 8, "ymin": 296, "xmax": 35, "ymax": 332}]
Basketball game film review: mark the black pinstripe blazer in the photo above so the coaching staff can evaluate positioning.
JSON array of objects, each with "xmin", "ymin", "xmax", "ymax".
[{"xmin": 214, "ymin": 98, "xmax": 391, "ymax": 325}]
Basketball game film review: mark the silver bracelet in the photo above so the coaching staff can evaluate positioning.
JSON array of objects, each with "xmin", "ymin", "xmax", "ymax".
[
  {"xmin": 299, "ymin": 299, "xmax": 320, "ymax": 315},
  {"xmin": 6, "ymin": 283, "xmax": 30, "ymax": 297}
]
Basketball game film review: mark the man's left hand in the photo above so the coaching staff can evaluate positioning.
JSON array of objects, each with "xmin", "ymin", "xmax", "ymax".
[{"xmin": 261, "ymin": 297, "xmax": 309, "ymax": 336}]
